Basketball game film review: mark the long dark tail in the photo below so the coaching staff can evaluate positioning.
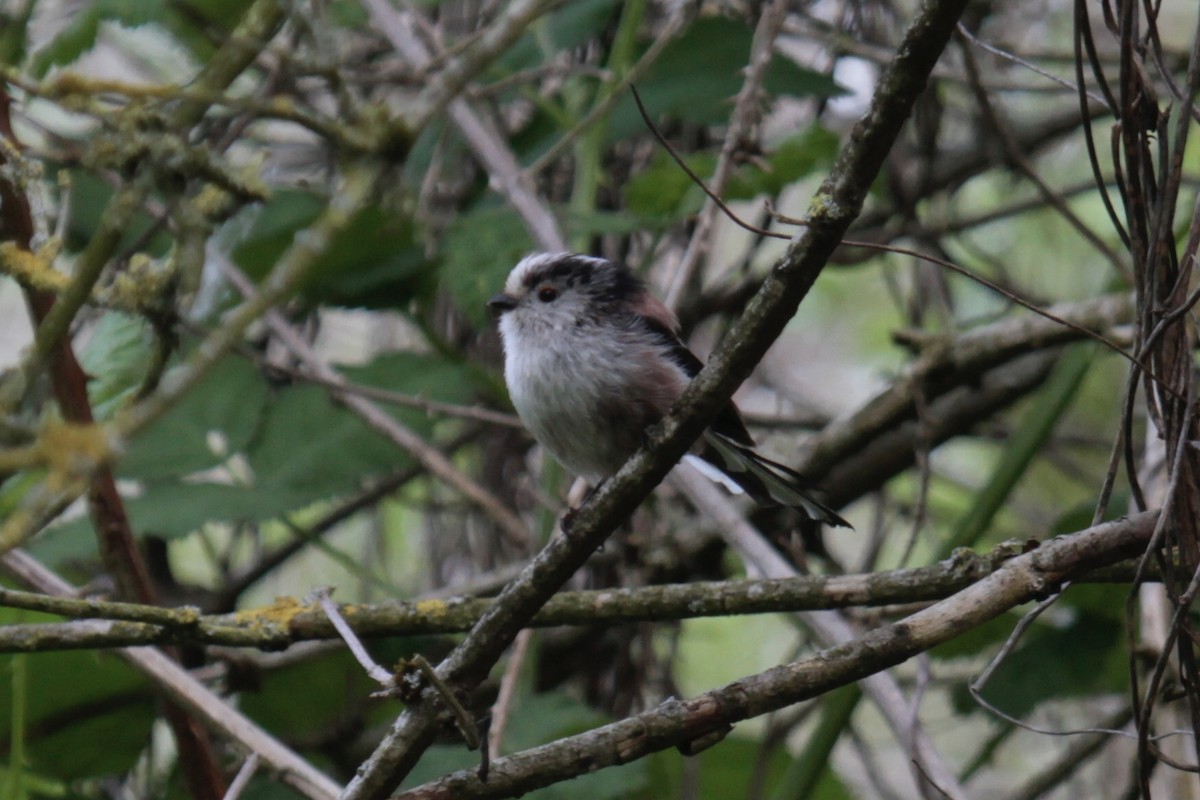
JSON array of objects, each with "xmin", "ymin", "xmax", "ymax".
[{"xmin": 699, "ymin": 431, "xmax": 852, "ymax": 528}]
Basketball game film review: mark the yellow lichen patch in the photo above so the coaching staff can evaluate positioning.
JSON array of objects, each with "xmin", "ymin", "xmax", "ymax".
[
  {"xmin": 233, "ymin": 596, "xmax": 306, "ymax": 627},
  {"xmin": 105, "ymin": 254, "xmax": 174, "ymax": 310},
  {"xmin": 0, "ymin": 241, "xmax": 68, "ymax": 294},
  {"xmin": 414, "ymin": 599, "xmax": 450, "ymax": 618},
  {"xmin": 39, "ymin": 420, "xmax": 112, "ymax": 475}
]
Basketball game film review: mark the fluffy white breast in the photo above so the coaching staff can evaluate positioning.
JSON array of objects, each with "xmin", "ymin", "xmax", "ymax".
[{"xmin": 499, "ymin": 312, "xmax": 687, "ymax": 481}]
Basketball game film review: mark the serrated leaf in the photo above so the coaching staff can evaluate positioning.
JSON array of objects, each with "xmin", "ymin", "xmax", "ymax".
[
  {"xmin": 31, "ymin": 0, "xmax": 239, "ymax": 76},
  {"xmin": 79, "ymin": 312, "xmax": 153, "ymax": 419},
  {"xmin": 30, "ymin": 0, "xmax": 160, "ymax": 75}
]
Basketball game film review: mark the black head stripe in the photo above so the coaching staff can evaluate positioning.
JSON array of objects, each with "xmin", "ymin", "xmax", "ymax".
[
  {"xmin": 522, "ymin": 255, "xmax": 644, "ymax": 307},
  {"xmin": 522, "ymin": 255, "xmax": 592, "ymax": 289}
]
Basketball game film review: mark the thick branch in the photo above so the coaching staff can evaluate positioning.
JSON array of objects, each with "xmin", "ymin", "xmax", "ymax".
[
  {"xmin": 1, "ymin": 549, "xmax": 341, "ymax": 800},
  {"xmin": 1, "ymin": 538, "xmax": 1138, "ymax": 652},
  {"xmin": 798, "ymin": 292, "xmax": 1134, "ymax": 478},
  {"xmin": 340, "ymin": 2, "xmax": 972, "ymax": 796},
  {"xmin": 394, "ymin": 512, "xmax": 1158, "ymax": 799}
]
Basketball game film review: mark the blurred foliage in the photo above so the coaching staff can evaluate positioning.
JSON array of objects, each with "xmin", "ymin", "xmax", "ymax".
[{"xmin": 0, "ymin": 0, "xmax": 1189, "ymax": 796}]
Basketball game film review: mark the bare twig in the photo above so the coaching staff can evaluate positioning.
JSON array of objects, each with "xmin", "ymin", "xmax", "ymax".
[
  {"xmin": 315, "ymin": 587, "xmax": 394, "ymax": 687},
  {"xmin": 671, "ymin": 466, "xmax": 966, "ymax": 799},
  {"xmin": 664, "ymin": 0, "xmax": 790, "ymax": 309},
  {"xmin": 1, "ymin": 549, "xmax": 342, "ymax": 800},
  {"xmin": 217, "ymin": 256, "xmax": 531, "ymax": 548},
  {"xmin": 222, "ymin": 754, "xmax": 261, "ymax": 800},
  {"xmin": 391, "ymin": 511, "xmax": 1160, "ymax": 800},
  {"xmin": 0, "ymin": 540, "xmax": 1162, "ymax": 654},
  {"xmin": 487, "ymin": 628, "xmax": 534, "ymax": 758},
  {"xmin": 362, "ymin": 0, "xmax": 566, "ymax": 250},
  {"xmin": 342, "ymin": 2, "xmax": 976, "ymax": 796}
]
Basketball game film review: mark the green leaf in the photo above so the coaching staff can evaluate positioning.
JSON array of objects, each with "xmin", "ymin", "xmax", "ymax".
[
  {"xmin": 119, "ymin": 357, "xmax": 269, "ymax": 481},
  {"xmin": 231, "ymin": 191, "xmax": 433, "ymax": 309},
  {"xmin": 622, "ymin": 127, "xmax": 838, "ymax": 222},
  {"xmin": 230, "ymin": 189, "xmax": 325, "ymax": 278},
  {"xmin": 0, "ymin": 651, "xmax": 153, "ymax": 780},
  {"xmin": 30, "ymin": 0, "xmax": 159, "ymax": 75},
  {"xmin": 441, "ymin": 206, "xmax": 535, "ymax": 327},
  {"xmin": 623, "ymin": 152, "xmax": 714, "ymax": 219},
  {"xmin": 0, "ymin": 0, "xmax": 34, "ymax": 67},
  {"xmin": 631, "ymin": 735, "xmax": 799, "ymax": 800},
  {"xmin": 343, "ymin": 351, "xmax": 481, "ymax": 414},
  {"xmin": 248, "ymin": 352, "xmax": 481, "ymax": 495},
  {"xmin": 79, "ymin": 312, "xmax": 153, "ymax": 419},
  {"xmin": 565, "ymin": 209, "xmax": 649, "ymax": 237},
  {"xmin": 398, "ymin": 692, "xmax": 652, "ymax": 799},
  {"xmin": 609, "ymin": 17, "xmax": 843, "ymax": 140},
  {"xmin": 29, "ymin": 0, "xmax": 244, "ymax": 75},
  {"xmin": 501, "ymin": 0, "xmax": 624, "ymax": 72},
  {"xmin": 237, "ymin": 649, "xmax": 383, "ymax": 741},
  {"xmin": 231, "ymin": 777, "xmax": 307, "ymax": 800},
  {"xmin": 120, "ymin": 483, "xmax": 311, "ymax": 538},
  {"xmin": 62, "ymin": 171, "xmax": 172, "ymax": 257},
  {"xmin": 246, "ymin": 385, "xmax": 411, "ymax": 496},
  {"xmin": 947, "ymin": 611, "xmax": 1126, "ymax": 716},
  {"xmin": 727, "ymin": 126, "xmax": 841, "ymax": 199}
]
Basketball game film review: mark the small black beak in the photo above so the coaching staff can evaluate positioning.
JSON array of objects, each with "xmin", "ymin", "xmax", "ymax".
[{"xmin": 487, "ymin": 293, "xmax": 518, "ymax": 314}]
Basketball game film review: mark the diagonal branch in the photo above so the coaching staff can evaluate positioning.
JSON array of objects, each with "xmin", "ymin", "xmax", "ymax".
[
  {"xmin": 392, "ymin": 511, "xmax": 1159, "ymax": 800},
  {"xmin": 340, "ymin": 1, "xmax": 973, "ymax": 797},
  {"xmin": 1, "ymin": 548, "xmax": 342, "ymax": 800}
]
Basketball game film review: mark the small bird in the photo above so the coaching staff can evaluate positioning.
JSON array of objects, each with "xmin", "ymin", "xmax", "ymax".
[{"xmin": 488, "ymin": 252, "xmax": 850, "ymax": 528}]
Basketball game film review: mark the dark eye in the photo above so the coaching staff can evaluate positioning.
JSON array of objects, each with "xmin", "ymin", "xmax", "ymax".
[{"xmin": 537, "ymin": 286, "xmax": 558, "ymax": 303}]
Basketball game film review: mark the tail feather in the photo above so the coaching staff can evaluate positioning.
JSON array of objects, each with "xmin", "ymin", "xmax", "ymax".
[{"xmin": 700, "ymin": 431, "xmax": 852, "ymax": 528}]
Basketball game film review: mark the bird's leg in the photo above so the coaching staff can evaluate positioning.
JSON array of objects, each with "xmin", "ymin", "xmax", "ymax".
[{"xmin": 560, "ymin": 481, "xmax": 604, "ymax": 534}]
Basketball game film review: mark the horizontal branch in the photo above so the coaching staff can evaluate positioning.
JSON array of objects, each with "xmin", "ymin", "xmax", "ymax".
[
  {"xmin": 0, "ymin": 536, "xmax": 1156, "ymax": 654},
  {"xmin": 799, "ymin": 292, "xmax": 1134, "ymax": 477},
  {"xmin": 393, "ymin": 510, "xmax": 1158, "ymax": 800}
]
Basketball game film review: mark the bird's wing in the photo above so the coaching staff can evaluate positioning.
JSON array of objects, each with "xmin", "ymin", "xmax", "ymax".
[{"xmin": 633, "ymin": 314, "xmax": 756, "ymax": 447}]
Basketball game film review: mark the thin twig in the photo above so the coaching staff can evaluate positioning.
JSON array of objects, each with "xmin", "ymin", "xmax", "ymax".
[
  {"xmin": 1, "ymin": 548, "xmax": 342, "ymax": 800},
  {"xmin": 222, "ymin": 754, "xmax": 261, "ymax": 800},
  {"xmin": 392, "ymin": 510, "xmax": 1161, "ymax": 800},
  {"xmin": 362, "ymin": 0, "xmax": 566, "ymax": 250},
  {"xmin": 671, "ymin": 465, "xmax": 966, "ymax": 799},
  {"xmin": 488, "ymin": 628, "xmax": 534, "ymax": 758},
  {"xmin": 216, "ymin": 256, "xmax": 531, "ymax": 548},
  {"xmin": 664, "ymin": 0, "xmax": 790, "ymax": 309},
  {"xmin": 314, "ymin": 587, "xmax": 394, "ymax": 687}
]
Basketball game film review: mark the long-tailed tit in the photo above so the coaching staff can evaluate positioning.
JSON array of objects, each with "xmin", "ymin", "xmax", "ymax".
[{"xmin": 488, "ymin": 252, "xmax": 850, "ymax": 528}]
